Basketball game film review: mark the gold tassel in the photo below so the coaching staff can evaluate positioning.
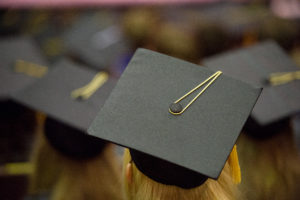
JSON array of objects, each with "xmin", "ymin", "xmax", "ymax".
[
  {"xmin": 4, "ymin": 162, "xmax": 33, "ymax": 175},
  {"xmin": 35, "ymin": 111, "xmax": 47, "ymax": 126},
  {"xmin": 14, "ymin": 59, "xmax": 48, "ymax": 78},
  {"xmin": 71, "ymin": 72, "xmax": 109, "ymax": 100},
  {"xmin": 269, "ymin": 70, "xmax": 300, "ymax": 86},
  {"xmin": 228, "ymin": 145, "xmax": 241, "ymax": 184}
]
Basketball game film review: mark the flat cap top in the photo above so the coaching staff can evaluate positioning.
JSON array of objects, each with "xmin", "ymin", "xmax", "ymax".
[{"xmin": 13, "ymin": 59, "xmax": 117, "ymax": 131}]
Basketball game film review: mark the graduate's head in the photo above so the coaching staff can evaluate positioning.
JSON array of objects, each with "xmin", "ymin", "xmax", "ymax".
[
  {"xmin": 87, "ymin": 49, "xmax": 261, "ymax": 200},
  {"xmin": 123, "ymin": 148, "xmax": 241, "ymax": 200},
  {"xmin": 0, "ymin": 37, "xmax": 48, "ymax": 135},
  {"xmin": 203, "ymin": 41, "xmax": 300, "ymax": 200}
]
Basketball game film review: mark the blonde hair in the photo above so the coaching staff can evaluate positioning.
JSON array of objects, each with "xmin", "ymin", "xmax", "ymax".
[
  {"xmin": 29, "ymin": 112, "xmax": 63, "ymax": 195},
  {"xmin": 51, "ymin": 144, "xmax": 123, "ymax": 200},
  {"xmin": 29, "ymin": 113, "xmax": 123, "ymax": 200},
  {"xmin": 122, "ymin": 148, "xmax": 240, "ymax": 200},
  {"xmin": 238, "ymin": 126, "xmax": 300, "ymax": 200}
]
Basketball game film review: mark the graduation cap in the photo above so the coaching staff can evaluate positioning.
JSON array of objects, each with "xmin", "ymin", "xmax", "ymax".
[
  {"xmin": 88, "ymin": 49, "xmax": 261, "ymax": 188},
  {"xmin": 0, "ymin": 37, "xmax": 47, "ymax": 162},
  {"xmin": 13, "ymin": 59, "xmax": 118, "ymax": 159},
  {"xmin": 63, "ymin": 12, "xmax": 130, "ymax": 70},
  {"xmin": 0, "ymin": 37, "xmax": 48, "ymax": 100},
  {"xmin": 203, "ymin": 40, "xmax": 300, "ymax": 137}
]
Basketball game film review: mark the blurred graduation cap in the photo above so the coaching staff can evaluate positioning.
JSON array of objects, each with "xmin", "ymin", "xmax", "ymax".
[
  {"xmin": 13, "ymin": 59, "xmax": 118, "ymax": 159},
  {"xmin": 63, "ymin": 12, "xmax": 130, "ymax": 70},
  {"xmin": 88, "ymin": 49, "xmax": 261, "ymax": 188},
  {"xmin": 0, "ymin": 37, "xmax": 48, "ymax": 101},
  {"xmin": 0, "ymin": 37, "xmax": 47, "ymax": 163},
  {"xmin": 203, "ymin": 40, "xmax": 300, "ymax": 137}
]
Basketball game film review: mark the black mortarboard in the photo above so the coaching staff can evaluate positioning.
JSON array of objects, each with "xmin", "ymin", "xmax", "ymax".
[
  {"xmin": 13, "ymin": 59, "xmax": 117, "ymax": 159},
  {"xmin": 0, "ymin": 36, "xmax": 48, "ymax": 100},
  {"xmin": 203, "ymin": 40, "xmax": 300, "ymax": 137},
  {"xmin": 0, "ymin": 37, "xmax": 47, "ymax": 163},
  {"xmin": 88, "ymin": 49, "xmax": 261, "ymax": 188},
  {"xmin": 63, "ymin": 12, "xmax": 130, "ymax": 70}
]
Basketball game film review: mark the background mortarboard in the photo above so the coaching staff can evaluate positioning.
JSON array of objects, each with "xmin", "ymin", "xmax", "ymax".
[
  {"xmin": 203, "ymin": 40, "xmax": 300, "ymax": 128},
  {"xmin": 0, "ymin": 36, "xmax": 47, "ymax": 163},
  {"xmin": 88, "ymin": 48, "xmax": 261, "ymax": 188},
  {"xmin": 13, "ymin": 59, "xmax": 117, "ymax": 159},
  {"xmin": 0, "ymin": 36, "xmax": 48, "ymax": 100},
  {"xmin": 63, "ymin": 12, "xmax": 130, "ymax": 70}
]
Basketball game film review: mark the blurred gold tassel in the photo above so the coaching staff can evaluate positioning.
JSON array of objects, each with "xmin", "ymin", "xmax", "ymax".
[
  {"xmin": 228, "ymin": 145, "xmax": 241, "ymax": 184},
  {"xmin": 269, "ymin": 70, "xmax": 300, "ymax": 86},
  {"xmin": 14, "ymin": 59, "xmax": 48, "ymax": 78},
  {"xmin": 71, "ymin": 72, "xmax": 108, "ymax": 100},
  {"xmin": 4, "ymin": 162, "xmax": 33, "ymax": 175},
  {"xmin": 35, "ymin": 111, "xmax": 47, "ymax": 126}
]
